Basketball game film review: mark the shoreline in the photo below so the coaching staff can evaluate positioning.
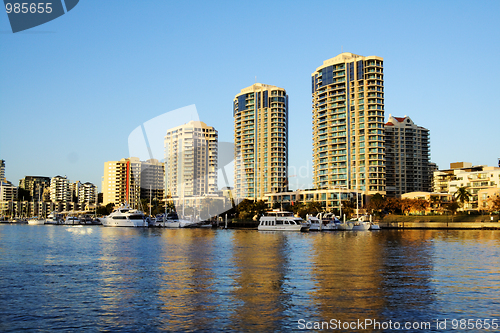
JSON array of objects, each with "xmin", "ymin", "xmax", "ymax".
[{"xmin": 379, "ymin": 221, "xmax": 500, "ymax": 229}]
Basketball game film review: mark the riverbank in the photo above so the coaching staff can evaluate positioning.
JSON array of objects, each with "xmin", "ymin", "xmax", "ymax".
[
  {"xmin": 379, "ymin": 221, "xmax": 500, "ymax": 229},
  {"xmin": 379, "ymin": 214, "xmax": 500, "ymax": 229}
]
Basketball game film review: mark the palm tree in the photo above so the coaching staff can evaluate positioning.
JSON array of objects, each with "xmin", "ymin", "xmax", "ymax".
[{"xmin": 454, "ymin": 187, "xmax": 471, "ymax": 209}]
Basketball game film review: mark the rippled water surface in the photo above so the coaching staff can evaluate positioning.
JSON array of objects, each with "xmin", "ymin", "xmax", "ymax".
[{"xmin": 1, "ymin": 225, "xmax": 499, "ymax": 332}]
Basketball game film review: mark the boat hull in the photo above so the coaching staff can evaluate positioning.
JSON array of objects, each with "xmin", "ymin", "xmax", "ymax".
[
  {"xmin": 102, "ymin": 218, "xmax": 147, "ymax": 227},
  {"xmin": 258, "ymin": 225, "xmax": 302, "ymax": 231},
  {"xmin": 322, "ymin": 223, "xmax": 338, "ymax": 231},
  {"xmin": 27, "ymin": 219, "xmax": 45, "ymax": 225},
  {"xmin": 352, "ymin": 222, "xmax": 370, "ymax": 231},
  {"xmin": 337, "ymin": 222, "xmax": 353, "ymax": 231}
]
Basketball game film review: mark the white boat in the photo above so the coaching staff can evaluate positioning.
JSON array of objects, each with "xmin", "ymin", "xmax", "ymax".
[
  {"xmin": 308, "ymin": 216, "xmax": 322, "ymax": 231},
  {"xmin": 101, "ymin": 204, "xmax": 148, "ymax": 227},
  {"xmin": 337, "ymin": 221, "xmax": 354, "ymax": 231},
  {"xmin": 162, "ymin": 212, "xmax": 200, "ymax": 228},
  {"xmin": 64, "ymin": 215, "xmax": 81, "ymax": 225},
  {"xmin": 258, "ymin": 210, "xmax": 309, "ymax": 231},
  {"xmin": 27, "ymin": 216, "xmax": 45, "ymax": 225},
  {"xmin": 46, "ymin": 212, "xmax": 63, "ymax": 225},
  {"xmin": 369, "ymin": 222, "xmax": 381, "ymax": 230},
  {"xmin": 350, "ymin": 215, "xmax": 370, "ymax": 231},
  {"xmin": 352, "ymin": 221, "xmax": 370, "ymax": 231},
  {"xmin": 319, "ymin": 213, "xmax": 341, "ymax": 231}
]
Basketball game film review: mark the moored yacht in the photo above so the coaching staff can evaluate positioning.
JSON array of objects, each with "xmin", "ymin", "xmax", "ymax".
[
  {"xmin": 258, "ymin": 210, "xmax": 309, "ymax": 231},
  {"xmin": 351, "ymin": 215, "xmax": 371, "ymax": 231},
  {"xmin": 64, "ymin": 215, "xmax": 81, "ymax": 225},
  {"xmin": 46, "ymin": 212, "xmax": 63, "ymax": 225},
  {"xmin": 27, "ymin": 216, "xmax": 45, "ymax": 225},
  {"xmin": 307, "ymin": 216, "xmax": 322, "ymax": 231},
  {"xmin": 163, "ymin": 212, "xmax": 201, "ymax": 228},
  {"xmin": 101, "ymin": 204, "xmax": 147, "ymax": 227}
]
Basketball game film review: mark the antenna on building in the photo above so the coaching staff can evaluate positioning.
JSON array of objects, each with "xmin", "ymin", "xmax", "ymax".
[
  {"xmin": 255, "ymin": 76, "xmax": 257, "ymax": 83},
  {"xmin": 341, "ymin": 45, "xmax": 343, "ymax": 53}
]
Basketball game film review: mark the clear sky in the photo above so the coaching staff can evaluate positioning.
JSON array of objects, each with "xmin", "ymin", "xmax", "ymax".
[{"xmin": 1, "ymin": 0, "xmax": 499, "ymax": 192}]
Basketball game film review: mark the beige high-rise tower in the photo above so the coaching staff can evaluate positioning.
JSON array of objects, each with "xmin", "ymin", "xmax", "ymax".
[
  {"xmin": 233, "ymin": 83, "xmax": 288, "ymax": 200},
  {"xmin": 312, "ymin": 52, "xmax": 385, "ymax": 195},
  {"xmin": 164, "ymin": 121, "xmax": 218, "ymax": 198},
  {"xmin": 102, "ymin": 157, "xmax": 164, "ymax": 207}
]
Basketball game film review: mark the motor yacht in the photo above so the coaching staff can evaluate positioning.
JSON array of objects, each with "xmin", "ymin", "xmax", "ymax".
[
  {"xmin": 258, "ymin": 210, "xmax": 309, "ymax": 231},
  {"xmin": 101, "ymin": 204, "xmax": 147, "ymax": 227}
]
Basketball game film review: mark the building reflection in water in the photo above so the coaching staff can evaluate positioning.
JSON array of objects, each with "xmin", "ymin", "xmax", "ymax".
[
  {"xmin": 94, "ymin": 227, "xmax": 500, "ymax": 331},
  {"xmin": 157, "ymin": 228, "xmax": 220, "ymax": 331},
  {"xmin": 226, "ymin": 231, "xmax": 294, "ymax": 331}
]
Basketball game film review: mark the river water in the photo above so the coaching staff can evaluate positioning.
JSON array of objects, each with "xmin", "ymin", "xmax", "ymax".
[{"xmin": 0, "ymin": 225, "xmax": 499, "ymax": 332}]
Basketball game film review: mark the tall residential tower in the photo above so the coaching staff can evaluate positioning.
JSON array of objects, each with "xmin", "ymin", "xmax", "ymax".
[
  {"xmin": 233, "ymin": 83, "xmax": 288, "ymax": 200},
  {"xmin": 164, "ymin": 121, "xmax": 218, "ymax": 198},
  {"xmin": 384, "ymin": 115, "xmax": 431, "ymax": 197},
  {"xmin": 102, "ymin": 157, "xmax": 164, "ymax": 207},
  {"xmin": 312, "ymin": 53, "xmax": 385, "ymax": 195}
]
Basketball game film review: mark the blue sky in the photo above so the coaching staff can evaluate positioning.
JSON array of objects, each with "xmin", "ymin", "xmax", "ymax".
[{"xmin": 1, "ymin": 0, "xmax": 499, "ymax": 191}]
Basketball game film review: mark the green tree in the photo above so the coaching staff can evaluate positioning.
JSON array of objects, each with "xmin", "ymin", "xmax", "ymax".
[
  {"xmin": 296, "ymin": 201, "xmax": 322, "ymax": 219},
  {"xmin": 367, "ymin": 193, "xmax": 385, "ymax": 216},
  {"xmin": 454, "ymin": 187, "xmax": 471, "ymax": 208},
  {"xmin": 488, "ymin": 194, "xmax": 500, "ymax": 213},
  {"xmin": 444, "ymin": 200, "xmax": 460, "ymax": 216},
  {"xmin": 384, "ymin": 197, "xmax": 402, "ymax": 214},
  {"xmin": 401, "ymin": 198, "xmax": 413, "ymax": 215},
  {"xmin": 341, "ymin": 199, "xmax": 355, "ymax": 219},
  {"xmin": 429, "ymin": 195, "xmax": 443, "ymax": 213},
  {"xmin": 96, "ymin": 203, "xmax": 114, "ymax": 216}
]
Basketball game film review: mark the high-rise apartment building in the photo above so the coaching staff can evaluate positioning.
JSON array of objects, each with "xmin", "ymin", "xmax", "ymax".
[
  {"xmin": 233, "ymin": 83, "xmax": 288, "ymax": 200},
  {"xmin": 384, "ymin": 115, "xmax": 431, "ymax": 197},
  {"xmin": 0, "ymin": 160, "xmax": 5, "ymax": 181},
  {"xmin": 102, "ymin": 157, "xmax": 164, "ymax": 207},
  {"xmin": 50, "ymin": 175, "xmax": 70, "ymax": 202},
  {"xmin": 19, "ymin": 176, "xmax": 51, "ymax": 201},
  {"xmin": 69, "ymin": 181, "xmax": 81, "ymax": 203},
  {"xmin": 164, "ymin": 121, "xmax": 218, "ymax": 198},
  {"xmin": 312, "ymin": 53, "xmax": 385, "ymax": 195},
  {"xmin": 78, "ymin": 182, "xmax": 97, "ymax": 204},
  {"xmin": 0, "ymin": 180, "xmax": 17, "ymax": 215},
  {"xmin": 140, "ymin": 158, "xmax": 165, "ymax": 200}
]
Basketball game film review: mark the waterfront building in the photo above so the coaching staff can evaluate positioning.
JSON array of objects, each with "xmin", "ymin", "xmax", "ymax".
[
  {"xmin": 50, "ymin": 175, "xmax": 71, "ymax": 202},
  {"xmin": 434, "ymin": 162, "xmax": 500, "ymax": 210},
  {"xmin": 384, "ymin": 115, "xmax": 431, "ymax": 197},
  {"xmin": 102, "ymin": 157, "xmax": 164, "ymax": 208},
  {"xmin": 164, "ymin": 121, "xmax": 218, "ymax": 198},
  {"xmin": 0, "ymin": 180, "xmax": 18, "ymax": 216},
  {"xmin": 19, "ymin": 176, "xmax": 51, "ymax": 201},
  {"xmin": 312, "ymin": 52, "xmax": 385, "ymax": 195},
  {"xmin": 0, "ymin": 160, "xmax": 5, "ymax": 181},
  {"xmin": 264, "ymin": 188, "xmax": 365, "ymax": 215},
  {"xmin": 140, "ymin": 158, "xmax": 165, "ymax": 201},
  {"xmin": 233, "ymin": 83, "xmax": 288, "ymax": 200},
  {"xmin": 69, "ymin": 181, "xmax": 81, "ymax": 203},
  {"xmin": 78, "ymin": 182, "xmax": 97, "ymax": 204},
  {"xmin": 102, "ymin": 157, "xmax": 142, "ymax": 207},
  {"xmin": 401, "ymin": 191, "xmax": 453, "ymax": 214}
]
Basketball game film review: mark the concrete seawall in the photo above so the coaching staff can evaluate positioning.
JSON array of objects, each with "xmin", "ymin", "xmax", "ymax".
[{"xmin": 380, "ymin": 221, "xmax": 500, "ymax": 229}]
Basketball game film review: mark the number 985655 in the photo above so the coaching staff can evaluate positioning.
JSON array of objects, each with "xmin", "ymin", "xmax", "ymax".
[{"xmin": 5, "ymin": 3, "xmax": 53, "ymax": 14}]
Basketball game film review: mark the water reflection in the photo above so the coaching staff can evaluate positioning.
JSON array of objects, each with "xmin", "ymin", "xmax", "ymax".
[
  {"xmin": 305, "ymin": 232, "xmax": 386, "ymax": 325},
  {"xmin": 2, "ymin": 226, "xmax": 500, "ymax": 332}
]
